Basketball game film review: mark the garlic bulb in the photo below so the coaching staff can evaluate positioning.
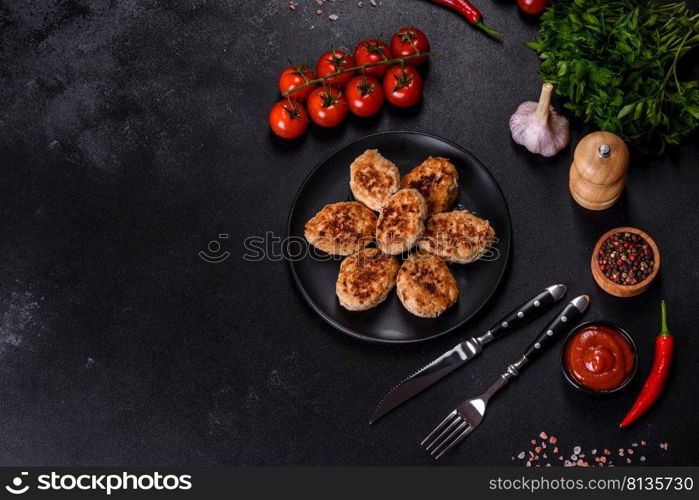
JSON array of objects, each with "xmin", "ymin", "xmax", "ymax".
[{"xmin": 509, "ymin": 83, "xmax": 570, "ymax": 157}]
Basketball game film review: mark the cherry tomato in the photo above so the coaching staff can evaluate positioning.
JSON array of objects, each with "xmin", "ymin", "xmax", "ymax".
[
  {"xmin": 307, "ymin": 87, "xmax": 348, "ymax": 127},
  {"xmin": 390, "ymin": 27, "xmax": 430, "ymax": 66},
  {"xmin": 269, "ymin": 100, "xmax": 309, "ymax": 139},
  {"xmin": 353, "ymin": 39, "xmax": 392, "ymax": 78},
  {"xmin": 345, "ymin": 75, "xmax": 384, "ymax": 117},
  {"xmin": 382, "ymin": 65, "xmax": 423, "ymax": 108},
  {"xmin": 516, "ymin": 0, "xmax": 548, "ymax": 15},
  {"xmin": 316, "ymin": 50, "xmax": 355, "ymax": 89},
  {"xmin": 278, "ymin": 64, "xmax": 316, "ymax": 101}
]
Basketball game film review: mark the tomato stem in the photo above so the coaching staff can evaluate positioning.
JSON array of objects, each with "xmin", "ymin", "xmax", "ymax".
[
  {"xmin": 282, "ymin": 98, "xmax": 307, "ymax": 121},
  {"xmin": 281, "ymin": 52, "xmax": 437, "ymax": 97}
]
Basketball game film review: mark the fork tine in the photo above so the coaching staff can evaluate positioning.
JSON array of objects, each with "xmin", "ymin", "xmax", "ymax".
[
  {"xmin": 420, "ymin": 410, "xmax": 457, "ymax": 447},
  {"xmin": 434, "ymin": 425, "xmax": 474, "ymax": 460},
  {"xmin": 430, "ymin": 420, "xmax": 469, "ymax": 457},
  {"xmin": 424, "ymin": 413, "xmax": 461, "ymax": 451},
  {"xmin": 425, "ymin": 416, "xmax": 462, "ymax": 452}
]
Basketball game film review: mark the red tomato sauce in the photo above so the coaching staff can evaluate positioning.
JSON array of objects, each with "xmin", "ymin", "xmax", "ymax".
[{"xmin": 564, "ymin": 324, "xmax": 635, "ymax": 392}]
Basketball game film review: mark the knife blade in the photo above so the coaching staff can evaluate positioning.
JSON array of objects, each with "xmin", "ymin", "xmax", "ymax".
[{"xmin": 369, "ymin": 284, "xmax": 567, "ymax": 424}]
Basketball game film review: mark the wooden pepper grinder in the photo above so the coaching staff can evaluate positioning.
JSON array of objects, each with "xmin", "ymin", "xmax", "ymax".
[{"xmin": 569, "ymin": 131, "xmax": 629, "ymax": 210}]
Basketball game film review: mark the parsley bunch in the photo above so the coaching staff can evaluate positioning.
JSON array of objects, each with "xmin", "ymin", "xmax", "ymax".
[{"xmin": 527, "ymin": 0, "xmax": 699, "ymax": 154}]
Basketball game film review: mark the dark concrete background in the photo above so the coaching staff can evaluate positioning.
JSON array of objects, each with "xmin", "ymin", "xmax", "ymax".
[{"xmin": 0, "ymin": 0, "xmax": 697, "ymax": 466}]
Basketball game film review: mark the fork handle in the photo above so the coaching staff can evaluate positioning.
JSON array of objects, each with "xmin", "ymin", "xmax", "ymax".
[
  {"xmin": 486, "ymin": 284, "xmax": 567, "ymax": 340},
  {"xmin": 521, "ymin": 295, "xmax": 590, "ymax": 363}
]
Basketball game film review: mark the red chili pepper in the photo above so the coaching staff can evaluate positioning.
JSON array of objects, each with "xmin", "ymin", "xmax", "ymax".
[
  {"xmin": 428, "ymin": 0, "xmax": 502, "ymax": 38},
  {"xmin": 619, "ymin": 300, "xmax": 674, "ymax": 428}
]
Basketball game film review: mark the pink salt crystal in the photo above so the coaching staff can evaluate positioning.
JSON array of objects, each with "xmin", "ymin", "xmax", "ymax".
[{"xmin": 539, "ymin": 432, "xmax": 548, "ymax": 440}]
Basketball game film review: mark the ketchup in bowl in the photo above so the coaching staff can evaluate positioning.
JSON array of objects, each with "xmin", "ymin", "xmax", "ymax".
[{"xmin": 563, "ymin": 322, "xmax": 636, "ymax": 393}]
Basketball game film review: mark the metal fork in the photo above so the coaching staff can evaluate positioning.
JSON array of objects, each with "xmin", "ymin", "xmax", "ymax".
[{"xmin": 421, "ymin": 295, "xmax": 589, "ymax": 459}]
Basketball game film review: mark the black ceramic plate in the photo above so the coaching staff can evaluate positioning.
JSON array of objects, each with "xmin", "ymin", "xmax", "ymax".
[{"xmin": 287, "ymin": 131, "xmax": 511, "ymax": 343}]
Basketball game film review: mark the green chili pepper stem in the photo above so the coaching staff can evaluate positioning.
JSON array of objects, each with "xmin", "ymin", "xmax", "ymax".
[
  {"xmin": 660, "ymin": 300, "xmax": 671, "ymax": 337},
  {"xmin": 475, "ymin": 19, "xmax": 502, "ymax": 39}
]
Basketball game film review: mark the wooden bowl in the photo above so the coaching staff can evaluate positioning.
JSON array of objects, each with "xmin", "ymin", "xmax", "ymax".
[{"xmin": 591, "ymin": 227, "xmax": 660, "ymax": 297}]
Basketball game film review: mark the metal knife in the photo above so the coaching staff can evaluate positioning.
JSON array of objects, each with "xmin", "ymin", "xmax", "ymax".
[{"xmin": 369, "ymin": 284, "xmax": 567, "ymax": 424}]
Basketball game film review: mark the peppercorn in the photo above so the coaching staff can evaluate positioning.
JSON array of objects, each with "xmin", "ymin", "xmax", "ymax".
[{"xmin": 598, "ymin": 232, "xmax": 654, "ymax": 285}]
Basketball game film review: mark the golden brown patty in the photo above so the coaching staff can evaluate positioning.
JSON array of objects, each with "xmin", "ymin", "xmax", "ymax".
[
  {"xmin": 336, "ymin": 248, "xmax": 400, "ymax": 311},
  {"xmin": 396, "ymin": 251, "xmax": 459, "ymax": 318},
  {"xmin": 401, "ymin": 157, "xmax": 459, "ymax": 215},
  {"xmin": 305, "ymin": 201, "xmax": 377, "ymax": 256},
  {"xmin": 375, "ymin": 188, "xmax": 428, "ymax": 255},
  {"xmin": 350, "ymin": 149, "xmax": 400, "ymax": 211},
  {"xmin": 419, "ymin": 210, "xmax": 495, "ymax": 264}
]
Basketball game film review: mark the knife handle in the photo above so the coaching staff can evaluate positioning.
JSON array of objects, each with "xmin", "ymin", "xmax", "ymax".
[
  {"xmin": 487, "ymin": 284, "xmax": 567, "ymax": 340},
  {"xmin": 521, "ymin": 295, "xmax": 590, "ymax": 363}
]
